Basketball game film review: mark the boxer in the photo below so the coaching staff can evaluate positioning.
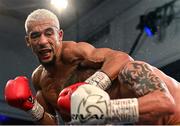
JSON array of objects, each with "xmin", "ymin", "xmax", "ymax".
[
  {"xmin": 4, "ymin": 9, "xmax": 132, "ymax": 124},
  {"xmin": 4, "ymin": 9, "xmax": 180, "ymax": 125}
]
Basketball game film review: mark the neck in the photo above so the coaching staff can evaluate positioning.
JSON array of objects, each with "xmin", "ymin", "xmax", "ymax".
[{"xmin": 43, "ymin": 59, "xmax": 64, "ymax": 75}]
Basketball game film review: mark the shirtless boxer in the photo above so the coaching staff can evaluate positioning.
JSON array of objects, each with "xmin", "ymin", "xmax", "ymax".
[
  {"xmin": 4, "ymin": 9, "xmax": 180, "ymax": 125},
  {"xmin": 4, "ymin": 9, "xmax": 132, "ymax": 124}
]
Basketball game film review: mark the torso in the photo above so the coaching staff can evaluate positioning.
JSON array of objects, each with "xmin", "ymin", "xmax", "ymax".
[{"xmin": 37, "ymin": 63, "xmax": 92, "ymax": 109}]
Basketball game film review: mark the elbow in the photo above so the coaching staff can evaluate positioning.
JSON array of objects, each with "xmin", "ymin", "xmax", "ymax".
[
  {"xmin": 157, "ymin": 91, "xmax": 176, "ymax": 115},
  {"xmin": 163, "ymin": 93, "xmax": 176, "ymax": 114},
  {"xmin": 118, "ymin": 52, "xmax": 134, "ymax": 62},
  {"xmin": 114, "ymin": 52, "xmax": 134, "ymax": 66}
]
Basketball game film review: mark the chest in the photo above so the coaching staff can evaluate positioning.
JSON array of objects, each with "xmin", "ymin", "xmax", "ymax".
[{"xmin": 39, "ymin": 67, "xmax": 97, "ymax": 107}]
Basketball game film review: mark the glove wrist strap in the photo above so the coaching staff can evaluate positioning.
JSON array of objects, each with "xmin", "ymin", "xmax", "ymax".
[
  {"xmin": 109, "ymin": 98, "xmax": 139, "ymax": 124},
  {"xmin": 28, "ymin": 100, "xmax": 45, "ymax": 121},
  {"xmin": 85, "ymin": 71, "xmax": 111, "ymax": 90}
]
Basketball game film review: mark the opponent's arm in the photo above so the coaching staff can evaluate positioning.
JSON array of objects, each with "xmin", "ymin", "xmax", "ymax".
[
  {"xmin": 57, "ymin": 76, "xmax": 175, "ymax": 125},
  {"xmin": 57, "ymin": 61, "xmax": 176, "ymax": 124},
  {"xmin": 118, "ymin": 61, "xmax": 176, "ymax": 122},
  {"xmin": 65, "ymin": 42, "xmax": 133, "ymax": 90},
  {"xmin": 76, "ymin": 42, "xmax": 133, "ymax": 80}
]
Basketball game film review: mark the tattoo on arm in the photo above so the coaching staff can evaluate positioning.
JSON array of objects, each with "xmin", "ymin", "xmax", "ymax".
[{"xmin": 119, "ymin": 62, "xmax": 167, "ymax": 96}]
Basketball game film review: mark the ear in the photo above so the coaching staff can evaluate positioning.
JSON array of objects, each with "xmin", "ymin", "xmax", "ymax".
[
  {"xmin": 58, "ymin": 29, "xmax": 64, "ymax": 41},
  {"xmin": 25, "ymin": 35, "xmax": 30, "ymax": 47}
]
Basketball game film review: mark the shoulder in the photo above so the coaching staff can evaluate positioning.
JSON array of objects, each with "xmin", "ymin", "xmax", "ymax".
[
  {"xmin": 62, "ymin": 41, "xmax": 78, "ymax": 54},
  {"xmin": 62, "ymin": 41, "xmax": 94, "ymax": 49},
  {"xmin": 61, "ymin": 41, "xmax": 95, "ymax": 62},
  {"xmin": 153, "ymin": 66, "xmax": 180, "ymax": 85},
  {"xmin": 31, "ymin": 65, "xmax": 44, "ymax": 90},
  {"xmin": 32, "ymin": 65, "xmax": 44, "ymax": 78}
]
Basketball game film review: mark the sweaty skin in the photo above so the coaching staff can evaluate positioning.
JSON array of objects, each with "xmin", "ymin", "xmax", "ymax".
[
  {"xmin": 26, "ymin": 21, "xmax": 180, "ymax": 125},
  {"xmin": 31, "ymin": 41, "xmax": 132, "ymax": 124},
  {"xmin": 118, "ymin": 61, "xmax": 180, "ymax": 124}
]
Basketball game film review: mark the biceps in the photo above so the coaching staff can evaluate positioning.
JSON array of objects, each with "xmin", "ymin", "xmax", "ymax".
[
  {"xmin": 79, "ymin": 48, "xmax": 111, "ymax": 67},
  {"xmin": 85, "ymin": 48, "xmax": 114, "ymax": 63},
  {"xmin": 118, "ymin": 61, "xmax": 168, "ymax": 96}
]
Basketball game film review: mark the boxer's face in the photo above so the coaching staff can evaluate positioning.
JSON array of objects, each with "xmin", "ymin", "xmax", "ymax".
[{"xmin": 26, "ymin": 20, "xmax": 63, "ymax": 66}]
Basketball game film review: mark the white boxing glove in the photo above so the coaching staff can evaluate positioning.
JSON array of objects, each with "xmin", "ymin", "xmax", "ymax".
[
  {"xmin": 70, "ymin": 85, "xmax": 139, "ymax": 124},
  {"xmin": 71, "ymin": 84, "xmax": 110, "ymax": 124}
]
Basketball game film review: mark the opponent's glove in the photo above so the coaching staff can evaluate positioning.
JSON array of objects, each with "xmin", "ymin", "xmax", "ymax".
[
  {"xmin": 85, "ymin": 71, "xmax": 111, "ymax": 90},
  {"xmin": 57, "ymin": 82, "xmax": 85, "ymax": 113},
  {"xmin": 4, "ymin": 76, "xmax": 44, "ymax": 121},
  {"xmin": 57, "ymin": 73, "xmax": 111, "ymax": 115},
  {"xmin": 58, "ymin": 83, "xmax": 139, "ymax": 124}
]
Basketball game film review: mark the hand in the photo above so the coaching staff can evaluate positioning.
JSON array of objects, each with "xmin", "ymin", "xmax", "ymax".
[
  {"xmin": 57, "ymin": 82, "xmax": 110, "ymax": 124},
  {"xmin": 58, "ymin": 71, "xmax": 111, "ymax": 117},
  {"xmin": 4, "ymin": 76, "xmax": 44, "ymax": 121},
  {"xmin": 70, "ymin": 84, "xmax": 110, "ymax": 124},
  {"xmin": 57, "ymin": 82, "xmax": 86, "ymax": 121},
  {"xmin": 71, "ymin": 85, "xmax": 139, "ymax": 124}
]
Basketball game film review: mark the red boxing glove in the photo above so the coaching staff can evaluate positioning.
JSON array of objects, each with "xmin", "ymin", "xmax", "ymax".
[
  {"xmin": 57, "ymin": 82, "xmax": 86, "ymax": 115},
  {"xmin": 4, "ymin": 76, "xmax": 44, "ymax": 121},
  {"xmin": 4, "ymin": 76, "xmax": 34, "ymax": 111}
]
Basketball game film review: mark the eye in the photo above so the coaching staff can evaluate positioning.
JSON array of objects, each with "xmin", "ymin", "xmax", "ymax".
[
  {"xmin": 30, "ymin": 32, "xmax": 41, "ymax": 39},
  {"xmin": 44, "ymin": 28, "xmax": 54, "ymax": 37}
]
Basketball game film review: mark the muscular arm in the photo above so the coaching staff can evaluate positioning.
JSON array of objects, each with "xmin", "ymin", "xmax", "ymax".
[
  {"xmin": 63, "ymin": 42, "xmax": 133, "ymax": 80},
  {"xmin": 118, "ymin": 61, "xmax": 176, "ymax": 123},
  {"xmin": 31, "ymin": 66, "xmax": 58, "ymax": 125}
]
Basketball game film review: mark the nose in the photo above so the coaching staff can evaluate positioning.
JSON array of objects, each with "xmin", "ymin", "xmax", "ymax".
[{"xmin": 38, "ymin": 34, "xmax": 48, "ymax": 45}]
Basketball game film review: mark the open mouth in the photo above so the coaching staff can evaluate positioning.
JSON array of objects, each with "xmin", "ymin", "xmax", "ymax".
[{"xmin": 38, "ymin": 49, "xmax": 52, "ymax": 60}]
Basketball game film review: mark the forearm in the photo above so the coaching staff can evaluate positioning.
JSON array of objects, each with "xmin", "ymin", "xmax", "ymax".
[
  {"xmin": 101, "ymin": 51, "xmax": 133, "ymax": 80},
  {"xmin": 138, "ymin": 90, "xmax": 175, "ymax": 122},
  {"xmin": 84, "ymin": 52, "xmax": 133, "ymax": 90},
  {"xmin": 27, "ymin": 99, "xmax": 58, "ymax": 125},
  {"xmin": 33, "ymin": 91, "xmax": 60, "ymax": 125},
  {"xmin": 108, "ymin": 94, "xmax": 174, "ymax": 124}
]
